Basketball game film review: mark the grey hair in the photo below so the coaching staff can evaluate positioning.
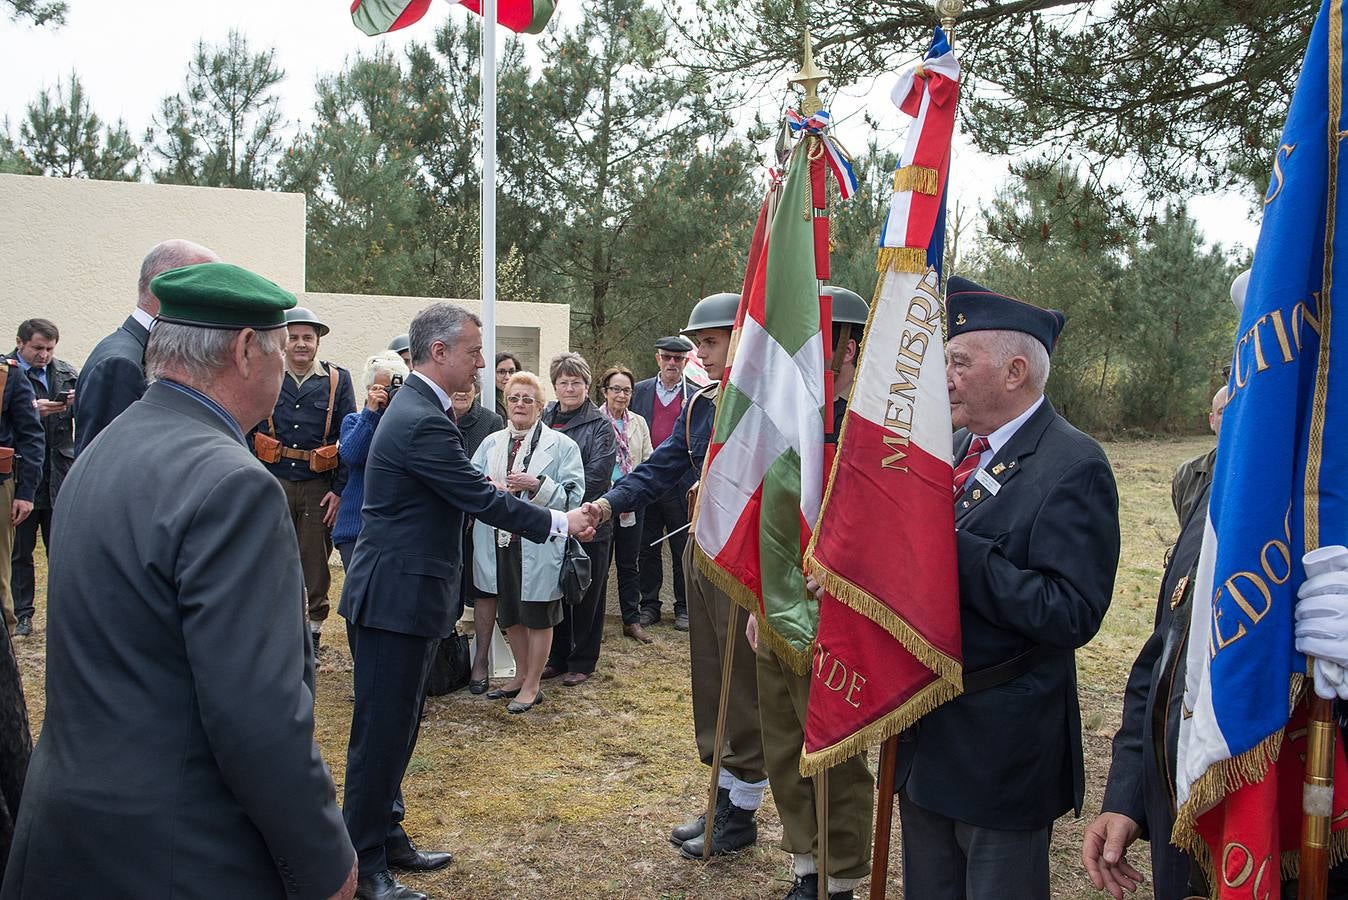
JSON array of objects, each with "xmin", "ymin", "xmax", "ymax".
[
  {"xmin": 146, "ymin": 322, "xmax": 285, "ymax": 383},
  {"xmin": 363, "ymin": 350, "xmax": 409, "ymax": 389},
  {"xmin": 987, "ymin": 329, "xmax": 1051, "ymax": 394},
  {"xmin": 138, "ymin": 240, "xmax": 219, "ymax": 311},
  {"xmin": 409, "ymin": 303, "xmax": 481, "ymax": 365},
  {"xmin": 549, "ymin": 351, "xmax": 592, "ymax": 386}
]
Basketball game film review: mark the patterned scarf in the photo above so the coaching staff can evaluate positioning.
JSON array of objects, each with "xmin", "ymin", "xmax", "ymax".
[{"xmin": 604, "ymin": 404, "xmax": 633, "ymax": 476}]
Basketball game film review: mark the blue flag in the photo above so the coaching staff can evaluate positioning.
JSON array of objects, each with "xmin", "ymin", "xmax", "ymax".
[{"xmin": 1173, "ymin": 0, "xmax": 1348, "ymax": 862}]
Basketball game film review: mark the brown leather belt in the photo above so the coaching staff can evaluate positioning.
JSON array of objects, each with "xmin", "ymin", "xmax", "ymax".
[{"xmin": 279, "ymin": 447, "xmax": 315, "ymax": 461}]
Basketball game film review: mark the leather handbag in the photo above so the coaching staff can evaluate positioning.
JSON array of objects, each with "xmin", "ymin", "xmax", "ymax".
[{"xmin": 559, "ymin": 535, "xmax": 592, "ymax": 606}]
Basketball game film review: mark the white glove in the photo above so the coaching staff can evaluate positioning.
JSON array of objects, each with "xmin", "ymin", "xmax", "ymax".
[{"xmin": 1295, "ymin": 546, "xmax": 1348, "ymax": 699}]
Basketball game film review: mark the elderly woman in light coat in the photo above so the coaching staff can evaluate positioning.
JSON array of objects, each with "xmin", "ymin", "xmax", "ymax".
[{"xmin": 470, "ymin": 371, "xmax": 585, "ymax": 713}]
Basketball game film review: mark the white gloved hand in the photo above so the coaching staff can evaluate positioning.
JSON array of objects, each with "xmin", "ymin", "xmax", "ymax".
[{"xmin": 1295, "ymin": 546, "xmax": 1348, "ymax": 699}]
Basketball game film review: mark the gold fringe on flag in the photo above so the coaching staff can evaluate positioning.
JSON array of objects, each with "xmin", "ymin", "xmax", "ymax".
[
  {"xmin": 875, "ymin": 246, "xmax": 927, "ymax": 274},
  {"xmin": 803, "ymin": 556, "xmax": 963, "ymax": 684},
  {"xmin": 692, "ymin": 542, "xmax": 813, "ymax": 675},
  {"xmin": 893, "ymin": 165, "xmax": 940, "ymax": 195},
  {"xmin": 798, "ymin": 675, "xmax": 960, "ymax": 778}
]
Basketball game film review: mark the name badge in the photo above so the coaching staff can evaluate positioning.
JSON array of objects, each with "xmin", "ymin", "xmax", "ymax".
[{"xmin": 973, "ymin": 467, "xmax": 1001, "ymax": 496}]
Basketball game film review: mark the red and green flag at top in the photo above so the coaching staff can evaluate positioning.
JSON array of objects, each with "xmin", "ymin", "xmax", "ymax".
[{"xmin": 351, "ymin": 0, "xmax": 557, "ymax": 35}]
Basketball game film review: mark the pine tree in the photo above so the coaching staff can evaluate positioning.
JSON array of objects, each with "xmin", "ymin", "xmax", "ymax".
[{"xmin": 18, "ymin": 74, "xmax": 140, "ymax": 180}]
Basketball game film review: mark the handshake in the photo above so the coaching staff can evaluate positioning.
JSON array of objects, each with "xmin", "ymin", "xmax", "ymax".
[{"xmin": 564, "ymin": 500, "xmax": 609, "ymax": 541}]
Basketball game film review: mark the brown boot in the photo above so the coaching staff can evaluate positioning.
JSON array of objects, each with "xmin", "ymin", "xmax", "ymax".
[{"xmin": 623, "ymin": 622, "xmax": 654, "ymax": 644}]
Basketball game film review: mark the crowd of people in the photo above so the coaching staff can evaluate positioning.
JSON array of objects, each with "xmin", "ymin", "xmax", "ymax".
[{"xmin": 0, "ymin": 236, "xmax": 1345, "ymax": 900}]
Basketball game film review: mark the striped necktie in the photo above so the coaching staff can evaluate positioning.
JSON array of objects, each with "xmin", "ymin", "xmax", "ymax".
[{"xmin": 952, "ymin": 436, "xmax": 990, "ymax": 497}]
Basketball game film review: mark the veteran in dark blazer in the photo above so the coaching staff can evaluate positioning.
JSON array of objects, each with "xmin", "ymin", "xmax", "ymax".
[
  {"xmin": 338, "ymin": 302, "xmax": 593, "ymax": 900},
  {"xmin": 74, "ymin": 239, "xmax": 219, "ymax": 456},
  {"xmin": 893, "ymin": 277, "xmax": 1121, "ymax": 900},
  {"xmin": 2, "ymin": 263, "xmax": 356, "ymax": 900}
]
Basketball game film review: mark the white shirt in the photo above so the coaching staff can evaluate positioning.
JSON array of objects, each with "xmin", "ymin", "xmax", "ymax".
[
  {"xmin": 973, "ymin": 395, "xmax": 1045, "ymax": 476},
  {"xmin": 655, "ymin": 376, "xmax": 685, "ymax": 406},
  {"xmin": 412, "ymin": 371, "xmax": 568, "ymax": 539},
  {"xmin": 132, "ymin": 307, "xmax": 156, "ymax": 333}
]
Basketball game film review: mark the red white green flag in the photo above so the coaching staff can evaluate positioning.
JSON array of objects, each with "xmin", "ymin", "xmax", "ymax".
[
  {"xmin": 692, "ymin": 111, "xmax": 852, "ymax": 673},
  {"xmin": 801, "ymin": 29, "xmax": 963, "ymax": 774},
  {"xmin": 351, "ymin": 0, "xmax": 557, "ymax": 36}
]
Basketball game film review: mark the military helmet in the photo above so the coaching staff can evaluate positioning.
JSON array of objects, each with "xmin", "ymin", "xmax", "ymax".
[
  {"xmin": 681, "ymin": 292, "xmax": 740, "ymax": 336},
  {"xmin": 822, "ymin": 286, "xmax": 869, "ymax": 327},
  {"xmin": 387, "ymin": 333, "xmax": 411, "ymax": 354},
  {"xmin": 284, "ymin": 306, "xmax": 330, "ymax": 337}
]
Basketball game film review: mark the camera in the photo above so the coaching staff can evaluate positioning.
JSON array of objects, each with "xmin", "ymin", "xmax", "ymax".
[{"xmin": 385, "ymin": 374, "xmax": 404, "ymax": 401}]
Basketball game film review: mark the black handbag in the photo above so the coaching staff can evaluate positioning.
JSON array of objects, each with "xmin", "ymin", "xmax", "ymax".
[
  {"xmin": 559, "ymin": 535, "xmax": 592, "ymax": 605},
  {"xmin": 425, "ymin": 633, "xmax": 472, "ymax": 696}
]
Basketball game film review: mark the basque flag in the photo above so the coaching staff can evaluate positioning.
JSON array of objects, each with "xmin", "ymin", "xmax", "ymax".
[{"xmin": 1171, "ymin": 0, "xmax": 1348, "ymax": 888}]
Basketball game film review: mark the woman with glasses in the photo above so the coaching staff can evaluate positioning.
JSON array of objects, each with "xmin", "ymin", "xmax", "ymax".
[
  {"xmin": 541, "ymin": 352, "xmax": 617, "ymax": 686},
  {"xmin": 492, "ymin": 352, "xmax": 522, "ymax": 421},
  {"xmin": 598, "ymin": 366, "xmax": 654, "ymax": 643},
  {"xmin": 469, "ymin": 372, "xmax": 584, "ymax": 713}
]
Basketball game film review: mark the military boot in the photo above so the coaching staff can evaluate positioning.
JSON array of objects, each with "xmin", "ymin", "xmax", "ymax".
[
  {"xmin": 669, "ymin": 787, "xmax": 729, "ymax": 846},
  {"xmin": 678, "ymin": 801, "xmax": 757, "ymax": 859},
  {"xmin": 783, "ymin": 874, "xmax": 854, "ymax": 900}
]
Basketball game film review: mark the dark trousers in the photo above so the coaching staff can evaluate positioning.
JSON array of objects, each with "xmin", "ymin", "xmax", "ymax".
[
  {"xmin": 612, "ymin": 511, "xmax": 644, "ymax": 625},
  {"xmin": 343, "ymin": 623, "xmax": 438, "ymax": 876},
  {"xmin": 9, "ymin": 506, "xmax": 53, "ymax": 622},
  {"xmin": 898, "ymin": 792, "xmax": 1050, "ymax": 900},
  {"xmin": 639, "ymin": 494, "xmax": 687, "ymax": 619},
  {"xmin": 549, "ymin": 535, "xmax": 612, "ymax": 675},
  {"xmin": 281, "ymin": 478, "xmax": 334, "ymax": 624}
]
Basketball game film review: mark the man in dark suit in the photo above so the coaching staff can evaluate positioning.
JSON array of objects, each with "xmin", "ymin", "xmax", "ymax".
[
  {"xmin": 74, "ymin": 238, "xmax": 218, "ymax": 455},
  {"xmin": 2, "ymin": 262, "xmax": 356, "ymax": 900},
  {"xmin": 894, "ymin": 276, "xmax": 1121, "ymax": 899},
  {"xmin": 339, "ymin": 302, "xmax": 595, "ymax": 900},
  {"xmin": 7, "ymin": 319, "xmax": 77, "ymax": 637},
  {"xmin": 0, "ymin": 351, "xmax": 42, "ymax": 636},
  {"xmin": 629, "ymin": 334, "xmax": 697, "ymax": 630}
]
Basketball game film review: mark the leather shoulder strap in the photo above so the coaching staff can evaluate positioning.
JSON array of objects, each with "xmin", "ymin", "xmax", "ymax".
[
  {"xmin": 0, "ymin": 360, "xmax": 9, "ymax": 420},
  {"xmin": 322, "ymin": 365, "xmax": 339, "ymax": 442}
]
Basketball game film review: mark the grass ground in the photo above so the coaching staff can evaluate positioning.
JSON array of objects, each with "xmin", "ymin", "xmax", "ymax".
[{"xmin": 11, "ymin": 436, "xmax": 1211, "ymax": 899}]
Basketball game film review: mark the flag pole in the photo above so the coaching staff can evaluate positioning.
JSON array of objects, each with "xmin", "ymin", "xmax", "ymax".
[
  {"xmin": 480, "ymin": 0, "xmax": 498, "ymax": 412},
  {"xmin": 703, "ymin": 603, "xmax": 739, "ymax": 860},
  {"xmin": 866, "ymin": 5, "xmax": 963, "ymax": 898}
]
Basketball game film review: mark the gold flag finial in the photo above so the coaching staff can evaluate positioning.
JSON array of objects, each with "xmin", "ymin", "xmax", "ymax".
[
  {"xmin": 935, "ymin": 0, "xmax": 964, "ymax": 42},
  {"xmin": 789, "ymin": 27, "xmax": 828, "ymax": 116}
]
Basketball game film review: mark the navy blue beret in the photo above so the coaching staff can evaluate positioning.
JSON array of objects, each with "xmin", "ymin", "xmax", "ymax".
[{"xmin": 946, "ymin": 275, "xmax": 1066, "ymax": 355}]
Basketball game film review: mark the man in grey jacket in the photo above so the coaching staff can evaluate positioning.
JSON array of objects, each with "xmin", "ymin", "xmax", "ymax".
[{"xmin": 1, "ymin": 262, "xmax": 356, "ymax": 900}]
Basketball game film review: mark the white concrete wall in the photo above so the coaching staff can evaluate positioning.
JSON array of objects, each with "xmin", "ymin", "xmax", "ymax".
[
  {"xmin": 0, "ymin": 175, "xmax": 569, "ymax": 387},
  {"xmin": 0, "ymin": 174, "xmax": 306, "ymax": 364}
]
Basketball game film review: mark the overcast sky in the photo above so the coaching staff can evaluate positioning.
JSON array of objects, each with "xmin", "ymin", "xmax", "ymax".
[{"xmin": 0, "ymin": 0, "xmax": 1261, "ymax": 260}]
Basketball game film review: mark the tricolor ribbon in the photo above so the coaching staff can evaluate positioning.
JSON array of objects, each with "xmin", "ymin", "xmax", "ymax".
[{"xmin": 784, "ymin": 108, "xmax": 859, "ymax": 201}]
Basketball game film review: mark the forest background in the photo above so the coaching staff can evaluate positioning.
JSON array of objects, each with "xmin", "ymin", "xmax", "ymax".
[{"xmin": 1, "ymin": 0, "xmax": 1299, "ymax": 435}]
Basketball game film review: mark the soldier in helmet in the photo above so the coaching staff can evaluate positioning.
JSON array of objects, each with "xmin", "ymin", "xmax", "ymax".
[
  {"xmin": 748, "ymin": 286, "xmax": 875, "ymax": 900},
  {"xmin": 387, "ymin": 333, "xmax": 411, "ymax": 368},
  {"xmin": 591, "ymin": 292, "xmax": 768, "ymax": 860},
  {"xmin": 250, "ymin": 307, "xmax": 357, "ymax": 652}
]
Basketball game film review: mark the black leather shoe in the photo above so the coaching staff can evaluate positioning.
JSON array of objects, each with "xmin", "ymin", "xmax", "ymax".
[
  {"xmin": 669, "ymin": 788, "xmax": 729, "ymax": 846},
  {"xmin": 673, "ymin": 614, "xmax": 690, "ymax": 632},
  {"xmin": 679, "ymin": 801, "xmax": 757, "ymax": 859},
  {"xmin": 468, "ymin": 678, "xmax": 489, "ymax": 695},
  {"xmin": 355, "ymin": 870, "xmax": 428, "ymax": 900},
  {"xmin": 638, "ymin": 608, "xmax": 660, "ymax": 627},
  {"xmin": 14, "ymin": 617, "xmax": 31, "ymax": 637},
  {"xmin": 784, "ymin": 874, "xmax": 855, "ymax": 900},
  {"xmin": 485, "ymin": 687, "xmax": 520, "ymax": 700},
  {"xmin": 387, "ymin": 842, "xmax": 453, "ymax": 872}
]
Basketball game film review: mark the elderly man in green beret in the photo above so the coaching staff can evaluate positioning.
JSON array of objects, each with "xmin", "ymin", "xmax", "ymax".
[{"xmin": 1, "ymin": 263, "xmax": 356, "ymax": 900}]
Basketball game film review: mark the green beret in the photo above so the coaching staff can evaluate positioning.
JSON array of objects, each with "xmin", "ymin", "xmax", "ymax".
[{"xmin": 152, "ymin": 263, "xmax": 297, "ymax": 330}]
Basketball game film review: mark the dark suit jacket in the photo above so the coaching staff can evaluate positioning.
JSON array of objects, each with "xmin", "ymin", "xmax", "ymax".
[
  {"xmin": 0, "ymin": 361, "xmax": 42, "ymax": 503},
  {"xmin": 338, "ymin": 375, "xmax": 553, "ymax": 639},
  {"xmin": 630, "ymin": 376, "xmax": 698, "ymax": 498},
  {"xmin": 5, "ymin": 353, "xmax": 77, "ymax": 508},
  {"xmin": 897, "ymin": 398, "xmax": 1121, "ymax": 831},
  {"xmin": 2, "ymin": 382, "xmax": 353, "ymax": 900},
  {"xmin": 1102, "ymin": 483, "xmax": 1209, "ymax": 899},
  {"xmin": 73, "ymin": 315, "xmax": 149, "ymax": 456}
]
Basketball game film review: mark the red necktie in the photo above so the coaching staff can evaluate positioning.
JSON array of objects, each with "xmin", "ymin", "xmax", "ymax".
[{"xmin": 952, "ymin": 436, "xmax": 990, "ymax": 497}]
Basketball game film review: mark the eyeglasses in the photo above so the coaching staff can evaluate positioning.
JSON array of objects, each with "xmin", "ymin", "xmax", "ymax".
[
  {"xmin": 506, "ymin": 395, "xmax": 536, "ymax": 405},
  {"xmin": 496, "ymin": 367, "xmax": 516, "ymax": 376},
  {"xmin": 657, "ymin": 353, "xmax": 687, "ymax": 363},
  {"xmin": 605, "ymin": 386, "xmax": 633, "ymax": 395},
  {"xmin": 555, "ymin": 380, "xmax": 587, "ymax": 390}
]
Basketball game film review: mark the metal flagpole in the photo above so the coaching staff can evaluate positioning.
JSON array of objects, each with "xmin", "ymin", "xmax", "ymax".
[
  {"xmin": 869, "ymin": 4, "xmax": 963, "ymax": 898},
  {"xmin": 481, "ymin": 0, "xmax": 498, "ymax": 412}
]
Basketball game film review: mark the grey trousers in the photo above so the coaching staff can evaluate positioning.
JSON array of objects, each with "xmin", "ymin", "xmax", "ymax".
[{"xmin": 898, "ymin": 792, "xmax": 1050, "ymax": 900}]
